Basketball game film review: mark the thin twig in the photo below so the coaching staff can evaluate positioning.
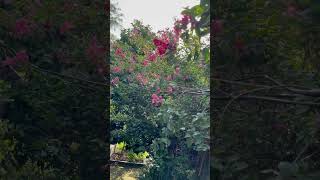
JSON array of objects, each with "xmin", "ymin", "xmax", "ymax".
[
  {"xmin": 213, "ymin": 95, "xmax": 320, "ymax": 106},
  {"xmin": 220, "ymin": 86, "xmax": 280, "ymax": 119},
  {"xmin": 30, "ymin": 64, "xmax": 108, "ymax": 87}
]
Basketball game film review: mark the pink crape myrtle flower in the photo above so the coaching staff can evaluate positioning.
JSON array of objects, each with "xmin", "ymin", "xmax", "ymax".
[
  {"xmin": 112, "ymin": 66, "xmax": 121, "ymax": 73},
  {"xmin": 13, "ymin": 18, "xmax": 33, "ymax": 38},
  {"xmin": 2, "ymin": 50, "xmax": 29, "ymax": 66},
  {"xmin": 136, "ymin": 73, "xmax": 148, "ymax": 86},
  {"xmin": 157, "ymin": 46, "xmax": 167, "ymax": 55},
  {"xmin": 151, "ymin": 93, "xmax": 164, "ymax": 107},
  {"xmin": 148, "ymin": 53, "xmax": 157, "ymax": 62},
  {"xmin": 115, "ymin": 48, "xmax": 126, "ymax": 59},
  {"xmin": 160, "ymin": 32, "xmax": 170, "ymax": 44},
  {"xmin": 142, "ymin": 59, "xmax": 149, "ymax": 66},
  {"xmin": 111, "ymin": 77, "xmax": 120, "ymax": 86},
  {"xmin": 153, "ymin": 38, "xmax": 169, "ymax": 55},
  {"xmin": 167, "ymin": 86, "xmax": 174, "ymax": 94},
  {"xmin": 180, "ymin": 14, "xmax": 190, "ymax": 27}
]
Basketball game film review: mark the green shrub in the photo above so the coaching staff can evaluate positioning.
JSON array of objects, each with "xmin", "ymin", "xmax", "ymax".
[{"xmin": 115, "ymin": 141, "xmax": 126, "ymax": 153}]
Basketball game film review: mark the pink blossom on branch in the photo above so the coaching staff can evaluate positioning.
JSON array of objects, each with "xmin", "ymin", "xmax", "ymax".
[
  {"xmin": 147, "ymin": 53, "xmax": 157, "ymax": 62},
  {"xmin": 115, "ymin": 48, "xmax": 126, "ymax": 59},
  {"xmin": 153, "ymin": 38, "xmax": 169, "ymax": 55},
  {"xmin": 142, "ymin": 59, "xmax": 149, "ymax": 66},
  {"xmin": 136, "ymin": 73, "xmax": 148, "ymax": 86},
  {"xmin": 2, "ymin": 50, "xmax": 29, "ymax": 66},
  {"xmin": 151, "ymin": 93, "xmax": 164, "ymax": 107},
  {"xmin": 167, "ymin": 86, "xmax": 174, "ymax": 94},
  {"xmin": 112, "ymin": 66, "xmax": 121, "ymax": 73},
  {"xmin": 180, "ymin": 14, "xmax": 190, "ymax": 27}
]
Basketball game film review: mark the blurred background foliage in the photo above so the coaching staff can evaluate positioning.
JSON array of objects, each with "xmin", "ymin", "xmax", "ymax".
[
  {"xmin": 212, "ymin": 0, "xmax": 320, "ymax": 179},
  {"xmin": 0, "ymin": 0, "xmax": 109, "ymax": 179}
]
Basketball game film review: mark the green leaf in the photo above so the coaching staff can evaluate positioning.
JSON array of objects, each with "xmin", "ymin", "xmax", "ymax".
[{"xmin": 191, "ymin": 5, "xmax": 204, "ymax": 16}]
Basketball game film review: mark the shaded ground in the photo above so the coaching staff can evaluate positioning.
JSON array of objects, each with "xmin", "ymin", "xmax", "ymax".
[{"xmin": 110, "ymin": 164, "xmax": 144, "ymax": 180}]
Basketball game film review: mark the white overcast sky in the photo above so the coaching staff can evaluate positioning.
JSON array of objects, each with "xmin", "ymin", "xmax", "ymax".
[{"xmin": 112, "ymin": 0, "xmax": 199, "ymax": 37}]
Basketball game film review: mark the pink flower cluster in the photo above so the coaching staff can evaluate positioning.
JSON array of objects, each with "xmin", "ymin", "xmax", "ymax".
[
  {"xmin": 151, "ymin": 93, "xmax": 163, "ymax": 107},
  {"xmin": 167, "ymin": 86, "xmax": 174, "ymax": 94},
  {"xmin": 148, "ymin": 53, "xmax": 157, "ymax": 62},
  {"xmin": 179, "ymin": 14, "xmax": 191, "ymax": 27},
  {"xmin": 115, "ymin": 48, "xmax": 126, "ymax": 59},
  {"xmin": 13, "ymin": 18, "xmax": 33, "ymax": 38},
  {"xmin": 142, "ymin": 59, "xmax": 149, "ymax": 66},
  {"xmin": 136, "ymin": 73, "xmax": 148, "ymax": 86},
  {"xmin": 112, "ymin": 66, "xmax": 121, "ymax": 73},
  {"xmin": 110, "ymin": 18, "xmax": 187, "ymax": 107},
  {"xmin": 2, "ymin": 50, "xmax": 29, "ymax": 66},
  {"xmin": 153, "ymin": 38, "xmax": 169, "ymax": 55}
]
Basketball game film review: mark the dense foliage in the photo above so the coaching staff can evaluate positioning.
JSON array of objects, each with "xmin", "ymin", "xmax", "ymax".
[
  {"xmin": 212, "ymin": 0, "xmax": 320, "ymax": 179},
  {"xmin": 0, "ymin": 0, "xmax": 108, "ymax": 179},
  {"xmin": 110, "ymin": 0, "xmax": 210, "ymax": 179}
]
